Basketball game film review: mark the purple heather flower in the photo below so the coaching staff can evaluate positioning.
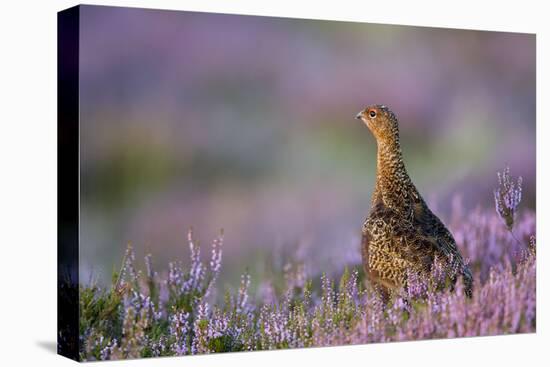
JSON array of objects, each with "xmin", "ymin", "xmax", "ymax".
[
  {"xmin": 191, "ymin": 302, "xmax": 210, "ymax": 354},
  {"xmin": 320, "ymin": 273, "xmax": 335, "ymax": 313},
  {"xmin": 406, "ymin": 269, "xmax": 428, "ymax": 299},
  {"xmin": 151, "ymin": 336, "xmax": 168, "ymax": 357},
  {"xmin": 204, "ymin": 231, "xmax": 223, "ymax": 298},
  {"xmin": 209, "ymin": 232, "xmax": 223, "ymax": 275},
  {"xmin": 169, "ymin": 311, "xmax": 190, "ymax": 355},
  {"xmin": 167, "ymin": 261, "xmax": 183, "ymax": 289},
  {"xmin": 237, "ymin": 272, "xmax": 251, "ymax": 314},
  {"xmin": 494, "ymin": 167, "xmax": 523, "ymax": 230},
  {"xmin": 345, "ymin": 268, "xmax": 360, "ymax": 304},
  {"xmin": 117, "ymin": 244, "xmax": 139, "ymax": 291},
  {"xmin": 144, "ymin": 253, "xmax": 155, "ymax": 279},
  {"xmin": 184, "ymin": 228, "xmax": 205, "ymax": 293},
  {"xmin": 99, "ymin": 338, "xmax": 117, "ymax": 360}
]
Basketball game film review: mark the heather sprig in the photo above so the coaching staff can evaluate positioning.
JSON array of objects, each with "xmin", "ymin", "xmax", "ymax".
[{"xmin": 494, "ymin": 167, "xmax": 523, "ymax": 231}]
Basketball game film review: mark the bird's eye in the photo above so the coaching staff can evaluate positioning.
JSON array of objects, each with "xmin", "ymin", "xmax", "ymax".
[{"xmin": 369, "ymin": 110, "xmax": 377, "ymax": 118}]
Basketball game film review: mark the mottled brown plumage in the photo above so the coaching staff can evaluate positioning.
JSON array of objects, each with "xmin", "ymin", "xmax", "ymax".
[{"xmin": 356, "ymin": 104, "xmax": 473, "ymax": 299}]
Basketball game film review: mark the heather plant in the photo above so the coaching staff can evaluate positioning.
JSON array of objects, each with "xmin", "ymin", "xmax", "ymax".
[{"xmin": 79, "ymin": 198, "xmax": 536, "ymax": 361}]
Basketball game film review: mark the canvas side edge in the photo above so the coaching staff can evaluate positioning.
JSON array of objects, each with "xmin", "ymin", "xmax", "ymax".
[{"xmin": 57, "ymin": 5, "xmax": 81, "ymax": 362}]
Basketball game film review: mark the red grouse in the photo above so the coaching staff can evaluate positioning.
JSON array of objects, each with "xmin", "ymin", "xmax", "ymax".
[{"xmin": 356, "ymin": 104, "xmax": 473, "ymax": 299}]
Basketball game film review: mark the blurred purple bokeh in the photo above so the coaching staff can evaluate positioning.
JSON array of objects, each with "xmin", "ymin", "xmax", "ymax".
[{"xmin": 78, "ymin": 5, "xmax": 535, "ymax": 286}]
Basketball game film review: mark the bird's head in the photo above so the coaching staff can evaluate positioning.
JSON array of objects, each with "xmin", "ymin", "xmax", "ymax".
[{"xmin": 356, "ymin": 104, "xmax": 400, "ymax": 145}]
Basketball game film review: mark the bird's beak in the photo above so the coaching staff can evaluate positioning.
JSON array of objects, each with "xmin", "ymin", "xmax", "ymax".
[{"xmin": 355, "ymin": 111, "xmax": 364, "ymax": 120}]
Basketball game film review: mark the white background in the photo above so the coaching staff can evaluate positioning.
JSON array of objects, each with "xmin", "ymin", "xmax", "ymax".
[{"xmin": 0, "ymin": 0, "xmax": 546, "ymax": 365}]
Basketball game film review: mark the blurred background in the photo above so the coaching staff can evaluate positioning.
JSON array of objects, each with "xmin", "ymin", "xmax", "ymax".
[{"xmin": 78, "ymin": 5, "xmax": 535, "ymax": 287}]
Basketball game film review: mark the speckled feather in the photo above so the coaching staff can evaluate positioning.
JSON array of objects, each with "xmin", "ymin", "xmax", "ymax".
[{"xmin": 357, "ymin": 105, "xmax": 473, "ymax": 298}]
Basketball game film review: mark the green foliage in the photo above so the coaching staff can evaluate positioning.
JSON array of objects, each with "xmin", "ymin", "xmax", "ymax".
[{"xmin": 79, "ymin": 285, "xmax": 123, "ymax": 341}]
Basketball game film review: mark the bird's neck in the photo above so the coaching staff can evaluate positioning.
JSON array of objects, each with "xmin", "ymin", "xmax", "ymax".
[{"xmin": 372, "ymin": 138, "xmax": 413, "ymax": 209}]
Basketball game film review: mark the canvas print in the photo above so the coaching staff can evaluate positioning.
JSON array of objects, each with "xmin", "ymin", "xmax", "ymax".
[{"xmin": 57, "ymin": 5, "xmax": 536, "ymax": 362}]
